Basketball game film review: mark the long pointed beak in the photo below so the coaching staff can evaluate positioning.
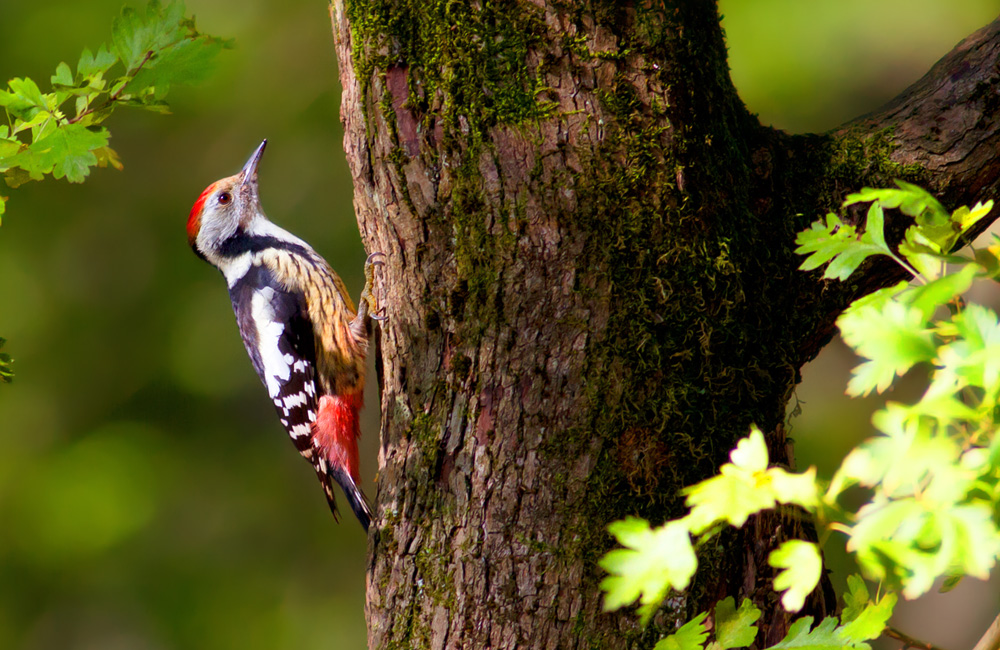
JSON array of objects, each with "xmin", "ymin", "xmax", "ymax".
[{"xmin": 240, "ymin": 139, "xmax": 267, "ymax": 188}]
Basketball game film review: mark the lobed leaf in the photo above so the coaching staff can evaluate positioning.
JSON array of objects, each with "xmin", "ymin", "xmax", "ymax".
[
  {"xmin": 795, "ymin": 212, "xmax": 889, "ymax": 281},
  {"xmin": 0, "ymin": 0, "xmax": 228, "ymax": 215},
  {"xmin": 839, "ymin": 575, "xmax": 870, "ymax": 624},
  {"xmin": 77, "ymin": 45, "xmax": 118, "ymax": 78},
  {"xmin": 3, "ymin": 124, "xmax": 109, "ymax": 183},
  {"xmin": 937, "ymin": 304, "xmax": 1000, "ymax": 399},
  {"xmin": 126, "ymin": 34, "xmax": 228, "ymax": 93},
  {"xmin": 112, "ymin": 0, "xmax": 187, "ymax": 71},
  {"xmin": 0, "ymin": 337, "xmax": 12, "ymax": 382},
  {"xmin": 903, "ymin": 263, "xmax": 977, "ymax": 320},
  {"xmin": 683, "ymin": 429, "xmax": 773, "ymax": 532},
  {"xmin": 654, "ymin": 612, "xmax": 709, "ymax": 650},
  {"xmin": 50, "ymin": 62, "xmax": 74, "ymax": 87},
  {"xmin": 599, "ymin": 518, "xmax": 696, "ymax": 623},
  {"xmin": 712, "ymin": 597, "xmax": 760, "ymax": 650},
  {"xmin": 844, "ymin": 181, "xmax": 948, "ymax": 225},
  {"xmin": 850, "ymin": 496, "xmax": 1000, "ymax": 599},
  {"xmin": 770, "ymin": 540, "xmax": 822, "ymax": 612},
  {"xmin": 837, "ymin": 582, "xmax": 895, "ymax": 643},
  {"xmin": 838, "ymin": 300, "xmax": 935, "ymax": 396},
  {"xmin": 769, "ymin": 616, "xmax": 863, "ymax": 650}
]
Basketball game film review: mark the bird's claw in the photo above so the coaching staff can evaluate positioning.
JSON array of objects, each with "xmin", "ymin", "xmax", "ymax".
[{"xmin": 359, "ymin": 251, "xmax": 387, "ymax": 323}]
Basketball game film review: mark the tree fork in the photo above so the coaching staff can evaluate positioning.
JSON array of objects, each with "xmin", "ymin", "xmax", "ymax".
[{"xmin": 329, "ymin": 2, "xmax": 1000, "ymax": 648}]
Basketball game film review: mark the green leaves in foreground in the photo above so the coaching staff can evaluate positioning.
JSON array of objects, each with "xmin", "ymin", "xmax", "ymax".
[
  {"xmin": 600, "ymin": 428, "xmax": 823, "ymax": 619},
  {"xmin": 795, "ymin": 180, "xmax": 993, "ymax": 282},
  {"xmin": 650, "ymin": 592, "xmax": 892, "ymax": 650},
  {"xmin": 600, "ymin": 182, "xmax": 1000, "ymax": 650},
  {"xmin": 0, "ymin": 338, "xmax": 12, "ymax": 382},
  {"xmin": 770, "ymin": 540, "xmax": 822, "ymax": 613},
  {"xmin": 600, "ymin": 517, "xmax": 698, "ymax": 623},
  {"xmin": 0, "ymin": 0, "xmax": 231, "ymax": 218},
  {"xmin": 600, "ymin": 518, "xmax": 696, "ymax": 624}
]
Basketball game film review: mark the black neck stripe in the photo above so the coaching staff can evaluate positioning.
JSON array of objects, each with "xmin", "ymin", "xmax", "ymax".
[{"xmin": 217, "ymin": 233, "xmax": 312, "ymax": 259}]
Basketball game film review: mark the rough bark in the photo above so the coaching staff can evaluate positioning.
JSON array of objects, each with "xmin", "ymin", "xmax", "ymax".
[{"xmin": 327, "ymin": 2, "xmax": 1000, "ymax": 648}]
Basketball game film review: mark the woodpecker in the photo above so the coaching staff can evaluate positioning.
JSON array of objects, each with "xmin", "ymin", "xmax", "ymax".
[{"xmin": 187, "ymin": 139, "xmax": 381, "ymax": 531}]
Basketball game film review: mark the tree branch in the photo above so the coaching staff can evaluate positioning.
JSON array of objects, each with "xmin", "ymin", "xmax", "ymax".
[
  {"xmin": 885, "ymin": 626, "xmax": 950, "ymax": 650},
  {"xmin": 972, "ymin": 614, "xmax": 1000, "ymax": 650},
  {"xmin": 786, "ymin": 17, "xmax": 1000, "ymax": 362}
]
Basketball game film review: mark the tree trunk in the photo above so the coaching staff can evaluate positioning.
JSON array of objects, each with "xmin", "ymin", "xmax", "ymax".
[{"xmin": 328, "ymin": 2, "xmax": 1000, "ymax": 648}]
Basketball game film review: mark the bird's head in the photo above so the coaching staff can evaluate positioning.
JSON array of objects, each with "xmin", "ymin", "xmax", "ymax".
[{"xmin": 187, "ymin": 139, "xmax": 269, "ymax": 265}]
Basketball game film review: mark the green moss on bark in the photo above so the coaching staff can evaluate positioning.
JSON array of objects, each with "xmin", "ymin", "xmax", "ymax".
[{"xmin": 344, "ymin": 0, "xmax": 555, "ymax": 138}]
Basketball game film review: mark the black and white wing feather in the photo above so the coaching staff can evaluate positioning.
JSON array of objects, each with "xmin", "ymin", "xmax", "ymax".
[
  {"xmin": 229, "ymin": 264, "xmax": 318, "ymax": 456},
  {"xmin": 228, "ymin": 262, "xmax": 354, "ymax": 522}
]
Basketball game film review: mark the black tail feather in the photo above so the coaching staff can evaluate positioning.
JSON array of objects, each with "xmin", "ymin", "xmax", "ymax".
[{"xmin": 329, "ymin": 467, "xmax": 373, "ymax": 532}]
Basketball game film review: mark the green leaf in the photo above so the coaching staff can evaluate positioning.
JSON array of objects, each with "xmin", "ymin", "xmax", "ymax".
[
  {"xmin": 51, "ymin": 62, "xmax": 75, "ymax": 87},
  {"xmin": 599, "ymin": 518, "xmax": 696, "ymax": 623},
  {"xmin": 112, "ymin": 0, "xmax": 187, "ymax": 72},
  {"xmin": 903, "ymin": 263, "xmax": 977, "ymax": 320},
  {"xmin": 8, "ymin": 77, "xmax": 49, "ymax": 109},
  {"xmin": 770, "ymin": 540, "xmax": 822, "ymax": 612},
  {"xmin": 93, "ymin": 145, "xmax": 124, "ymax": 170},
  {"xmin": 77, "ymin": 45, "xmax": 118, "ymax": 78},
  {"xmin": 845, "ymin": 181, "xmax": 948, "ymax": 225},
  {"xmin": 10, "ymin": 109, "xmax": 56, "ymax": 137},
  {"xmin": 794, "ymin": 213, "xmax": 887, "ymax": 281},
  {"xmin": 712, "ymin": 598, "xmax": 760, "ymax": 650},
  {"xmin": 0, "ymin": 136, "xmax": 22, "ymax": 161},
  {"xmin": 3, "ymin": 124, "xmax": 109, "ymax": 183},
  {"xmin": 859, "ymin": 203, "xmax": 889, "ymax": 253},
  {"xmin": 0, "ymin": 1, "xmax": 228, "ymax": 224},
  {"xmin": 768, "ymin": 466, "xmax": 820, "ymax": 510},
  {"xmin": 898, "ymin": 228, "xmax": 944, "ymax": 277},
  {"xmin": 126, "ymin": 35, "xmax": 228, "ymax": 93},
  {"xmin": 953, "ymin": 200, "xmax": 993, "ymax": 231},
  {"xmin": 769, "ymin": 617, "xmax": 847, "ymax": 650},
  {"xmin": 654, "ymin": 612, "xmax": 709, "ymax": 650},
  {"xmin": 849, "ymin": 494, "xmax": 999, "ymax": 599},
  {"xmin": 684, "ymin": 428, "xmax": 775, "ymax": 533},
  {"xmin": 943, "ymin": 504, "xmax": 1000, "ymax": 582},
  {"xmin": 795, "ymin": 213, "xmax": 855, "ymax": 271},
  {"xmin": 840, "ymin": 575, "xmax": 869, "ymax": 624},
  {"xmin": 838, "ymin": 299, "xmax": 935, "ymax": 396},
  {"xmin": 842, "ymin": 181, "xmax": 978, "ymax": 256},
  {"xmin": 729, "ymin": 428, "xmax": 768, "ymax": 472},
  {"xmin": 3, "ymin": 166, "xmax": 33, "ymax": 189},
  {"xmin": 838, "ymin": 591, "xmax": 896, "ymax": 643},
  {"xmin": 0, "ymin": 77, "xmax": 52, "ymax": 121},
  {"xmin": 865, "ymin": 403, "xmax": 966, "ymax": 500},
  {"xmin": 938, "ymin": 304, "xmax": 1000, "ymax": 397},
  {"xmin": 0, "ymin": 337, "xmax": 13, "ymax": 383}
]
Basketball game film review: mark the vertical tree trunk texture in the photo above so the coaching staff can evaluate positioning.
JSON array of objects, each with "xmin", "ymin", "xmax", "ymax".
[{"xmin": 329, "ymin": 2, "xmax": 1000, "ymax": 648}]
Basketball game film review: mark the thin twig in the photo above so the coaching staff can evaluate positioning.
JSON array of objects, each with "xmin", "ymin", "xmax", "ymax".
[
  {"xmin": 68, "ymin": 49, "xmax": 154, "ymax": 125},
  {"xmin": 885, "ymin": 626, "xmax": 949, "ymax": 650},
  {"xmin": 972, "ymin": 613, "xmax": 1000, "ymax": 650}
]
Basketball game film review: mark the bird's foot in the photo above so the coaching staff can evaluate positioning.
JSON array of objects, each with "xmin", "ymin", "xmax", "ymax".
[{"xmin": 356, "ymin": 252, "xmax": 386, "ymax": 326}]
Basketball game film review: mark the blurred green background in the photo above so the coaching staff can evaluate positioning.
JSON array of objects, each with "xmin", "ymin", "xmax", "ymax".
[{"xmin": 0, "ymin": 1, "xmax": 997, "ymax": 649}]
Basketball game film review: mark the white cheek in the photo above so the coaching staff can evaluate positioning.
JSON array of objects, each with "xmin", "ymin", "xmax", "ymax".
[{"xmin": 199, "ymin": 205, "xmax": 239, "ymax": 249}]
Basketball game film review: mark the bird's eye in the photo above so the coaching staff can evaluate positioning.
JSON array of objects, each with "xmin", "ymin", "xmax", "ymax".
[{"xmin": 217, "ymin": 191, "xmax": 232, "ymax": 205}]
